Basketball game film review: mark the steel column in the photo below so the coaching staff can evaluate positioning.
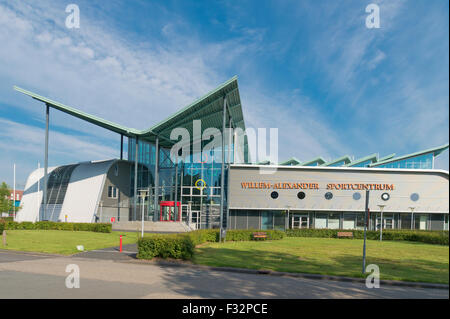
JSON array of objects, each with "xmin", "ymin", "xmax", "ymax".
[
  {"xmin": 219, "ymin": 97, "xmax": 227, "ymax": 241},
  {"xmin": 174, "ymin": 155, "xmax": 179, "ymax": 222},
  {"xmin": 43, "ymin": 104, "xmax": 49, "ymax": 221},
  {"xmin": 362, "ymin": 190, "xmax": 369, "ymax": 274},
  {"xmin": 120, "ymin": 134, "xmax": 123, "ymax": 160},
  {"xmin": 133, "ymin": 137, "xmax": 138, "ymax": 221},
  {"xmin": 154, "ymin": 136, "xmax": 160, "ymax": 221},
  {"xmin": 226, "ymin": 115, "xmax": 232, "ymax": 231}
]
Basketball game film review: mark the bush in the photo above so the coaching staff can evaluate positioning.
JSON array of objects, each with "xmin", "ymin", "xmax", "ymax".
[
  {"xmin": 3, "ymin": 221, "xmax": 112, "ymax": 233},
  {"xmin": 137, "ymin": 229, "xmax": 285, "ymax": 260},
  {"xmin": 285, "ymin": 228, "xmax": 449, "ymax": 245},
  {"xmin": 137, "ymin": 234, "xmax": 195, "ymax": 260}
]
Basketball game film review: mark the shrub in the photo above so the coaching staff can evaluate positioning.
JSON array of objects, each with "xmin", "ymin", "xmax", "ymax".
[
  {"xmin": 285, "ymin": 228, "xmax": 449, "ymax": 245},
  {"xmin": 137, "ymin": 229, "xmax": 285, "ymax": 260},
  {"xmin": 137, "ymin": 234, "xmax": 195, "ymax": 260},
  {"xmin": 3, "ymin": 221, "xmax": 112, "ymax": 233}
]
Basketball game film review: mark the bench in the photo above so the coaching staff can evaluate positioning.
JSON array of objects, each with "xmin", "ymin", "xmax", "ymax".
[
  {"xmin": 337, "ymin": 232, "xmax": 353, "ymax": 238},
  {"xmin": 252, "ymin": 232, "xmax": 268, "ymax": 240}
]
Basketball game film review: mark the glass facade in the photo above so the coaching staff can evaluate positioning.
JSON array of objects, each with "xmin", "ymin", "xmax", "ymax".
[
  {"xmin": 127, "ymin": 135, "xmax": 235, "ymax": 227},
  {"xmin": 348, "ymin": 159, "xmax": 374, "ymax": 167},
  {"xmin": 328, "ymin": 160, "xmax": 347, "ymax": 167},
  {"xmin": 373, "ymin": 153, "xmax": 433, "ymax": 169},
  {"xmin": 228, "ymin": 210, "xmax": 448, "ymax": 231}
]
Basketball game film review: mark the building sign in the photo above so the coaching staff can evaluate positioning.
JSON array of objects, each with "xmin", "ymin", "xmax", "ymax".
[{"xmin": 240, "ymin": 182, "xmax": 394, "ymax": 191}]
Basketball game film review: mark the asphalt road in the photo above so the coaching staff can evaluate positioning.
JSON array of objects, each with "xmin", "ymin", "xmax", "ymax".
[{"xmin": 0, "ymin": 250, "xmax": 448, "ymax": 299}]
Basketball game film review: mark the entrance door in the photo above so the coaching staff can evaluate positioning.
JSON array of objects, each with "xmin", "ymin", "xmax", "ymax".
[
  {"xmin": 159, "ymin": 201, "xmax": 181, "ymax": 221},
  {"xmin": 191, "ymin": 211, "xmax": 201, "ymax": 229},
  {"xmin": 419, "ymin": 215, "xmax": 427, "ymax": 230},
  {"xmin": 384, "ymin": 217, "xmax": 394, "ymax": 229}
]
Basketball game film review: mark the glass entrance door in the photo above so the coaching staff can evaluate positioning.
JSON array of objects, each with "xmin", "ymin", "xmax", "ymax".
[{"xmin": 159, "ymin": 201, "xmax": 181, "ymax": 221}]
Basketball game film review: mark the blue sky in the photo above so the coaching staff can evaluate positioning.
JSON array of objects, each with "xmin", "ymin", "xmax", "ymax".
[{"xmin": 0, "ymin": 0, "xmax": 448, "ymax": 188}]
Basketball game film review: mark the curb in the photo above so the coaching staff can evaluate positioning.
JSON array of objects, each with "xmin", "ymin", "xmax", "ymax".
[
  {"xmin": 0, "ymin": 249, "xmax": 64, "ymax": 258},
  {"xmin": 124, "ymin": 258, "xmax": 449, "ymax": 290}
]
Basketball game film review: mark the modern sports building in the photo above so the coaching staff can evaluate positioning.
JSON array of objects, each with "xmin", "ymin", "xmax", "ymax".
[{"xmin": 15, "ymin": 77, "xmax": 450, "ymax": 231}]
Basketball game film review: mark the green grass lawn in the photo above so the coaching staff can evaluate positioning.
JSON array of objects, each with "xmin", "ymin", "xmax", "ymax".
[
  {"xmin": 193, "ymin": 237, "xmax": 449, "ymax": 284},
  {"xmin": 0, "ymin": 230, "xmax": 140, "ymax": 255}
]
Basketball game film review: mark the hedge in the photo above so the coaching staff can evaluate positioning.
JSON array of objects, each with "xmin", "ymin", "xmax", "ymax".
[
  {"xmin": 137, "ymin": 234, "xmax": 195, "ymax": 260},
  {"xmin": 285, "ymin": 228, "xmax": 449, "ymax": 245},
  {"xmin": 1, "ymin": 221, "xmax": 111, "ymax": 233},
  {"xmin": 137, "ymin": 229, "xmax": 285, "ymax": 260}
]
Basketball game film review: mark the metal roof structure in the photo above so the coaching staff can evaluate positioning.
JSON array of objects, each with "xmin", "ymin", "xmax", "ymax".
[
  {"xmin": 298, "ymin": 156, "xmax": 326, "ymax": 166},
  {"xmin": 278, "ymin": 144, "xmax": 448, "ymax": 168},
  {"xmin": 14, "ymin": 76, "xmax": 245, "ymax": 149},
  {"xmin": 321, "ymin": 155, "xmax": 352, "ymax": 167},
  {"xmin": 369, "ymin": 143, "xmax": 449, "ymax": 167},
  {"xmin": 279, "ymin": 157, "xmax": 301, "ymax": 166},
  {"xmin": 345, "ymin": 153, "xmax": 378, "ymax": 167}
]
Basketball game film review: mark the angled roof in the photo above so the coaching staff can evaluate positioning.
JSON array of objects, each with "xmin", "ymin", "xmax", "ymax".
[
  {"xmin": 378, "ymin": 153, "xmax": 396, "ymax": 162},
  {"xmin": 370, "ymin": 144, "xmax": 449, "ymax": 167},
  {"xmin": 279, "ymin": 157, "xmax": 301, "ymax": 166},
  {"xmin": 14, "ymin": 76, "xmax": 245, "ymax": 148},
  {"xmin": 321, "ymin": 155, "xmax": 352, "ymax": 167},
  {"xmin": 298, "ymin": 156, "xmax": 326, "ymax": 166},
  {"xmin": 345, "ymin": 153, "xmax": 378, "ymax": 167},
  {"xmin": 14, "ymin": 86, "xmax": 140, "ymax": 137}
]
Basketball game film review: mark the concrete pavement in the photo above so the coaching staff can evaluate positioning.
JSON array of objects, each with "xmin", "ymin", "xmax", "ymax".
[{"xmin": 0, "ymin": 250, "xmax": 448, "ymax": 299}]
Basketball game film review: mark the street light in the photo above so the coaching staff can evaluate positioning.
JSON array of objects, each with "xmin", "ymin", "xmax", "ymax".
[
  {"xmin": 409, "ymin": 207, "xmax": 415, "ymax": 230},
  {"xmin": 377, "ymin": 204, "xmax": 386, "ymax": 241},
  {"xmin": 138, "ymin": 189, "xmax": 149, "ymax": 238},
  {"xmin": 286, "ymin": 205, "xmax": 291, "ymax": 230}
]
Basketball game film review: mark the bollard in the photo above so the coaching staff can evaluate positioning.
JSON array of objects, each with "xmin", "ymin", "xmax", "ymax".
[
  {"xmin": 119, "ymin": 235, "xmax": 123, "ymax": 252},
  {"xmin": 2, "ymin": 230, "xmax": 6, "ymax": 247}
]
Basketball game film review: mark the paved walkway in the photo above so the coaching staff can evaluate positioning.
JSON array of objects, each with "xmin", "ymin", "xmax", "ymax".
[{"xmin": 0, "ymin": 250, "xmax": 448, "ymax": 299}]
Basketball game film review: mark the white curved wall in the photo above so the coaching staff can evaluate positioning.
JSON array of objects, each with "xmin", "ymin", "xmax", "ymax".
[
  {"xmin": 60, "ymin": 160, "xmax": 114, "ymax": 223},
  {"xmin": 16, "ymin": 166, "xmax": 57, "ymax": 222},
  {"xmin": 17, "ymin": 160, "xmax": 116, "ymax": 223}
]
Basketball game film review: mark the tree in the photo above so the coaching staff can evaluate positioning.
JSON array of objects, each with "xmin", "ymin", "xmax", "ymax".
[{"xmin": 0, "ymin": 182, "xmax": 13, "ymax": 214}]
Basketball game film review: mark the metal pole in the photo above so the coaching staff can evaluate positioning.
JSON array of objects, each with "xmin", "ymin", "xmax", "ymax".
[
  {"xmin": 13, "ymin": 163, "xmax": 15, "ymax": 220},
  {"xmin": 43, "ymin": 104, "xmax": 49, "ymax": 221},
  {"xmin": 141, "ymin": 191, "xmax": 145, "ymax": 238},
  {"xmin": 133, "ymin": 137, "xmax": 139, "ymax": 221},
  {"xmin": 120, "ymin": 134, "xmax": 123, "ymax": 160},
  {"xmin": 174, "ymin": 155, "xmax": 179, "ymax": 222},
  {"xmin": 37, "ymin": 162, "xmax": 40, "ymax": 222},
  {"xmin": 410, "ymin": 207, "xmax": 415, "ymax": 230},
  {"xmin": 362, "ymin": 190, "xmax": 369, "ymax": 274},
  {"xmin": 154, "ymin": 136, "xmax": 159, "ymax": 221},
  {"xmin": 380, "ymin": 208, "xmax": 383, "ymax": 241},
  {"xmin": 219, "ymin": 97, "xmax": 227, "ymax": 242},
  {"xmin": 226, "ymin": 115, "xmax": 232, "ymax": 233}
]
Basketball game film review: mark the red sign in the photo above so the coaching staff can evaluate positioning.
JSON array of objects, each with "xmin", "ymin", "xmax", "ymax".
[{"xmin": 110, "ymin": 217, "xmax": 116, "ymax": 223}]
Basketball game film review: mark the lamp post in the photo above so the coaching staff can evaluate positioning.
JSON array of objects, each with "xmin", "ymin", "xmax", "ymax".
[
  {"xmin": 187, "ymin": 200, "xmax": 193, "ymax": 228},
  {"xmin": 362, "ymin": 190, "xmax": 369, "ymax": 274},
  {"xmin": 285, "ymin": 205, "xmax": 291, "ymax": 230},
  {"xmin": 138, "ymin": 189, "xmax": 149, "ymax": 238},
  {"xmin": 377, "ymin": 204, "xmax": 386, "ymax": 241},
  {"xmin": 409, "ymin": 207, "xmax": 415, "ymax": 230}
]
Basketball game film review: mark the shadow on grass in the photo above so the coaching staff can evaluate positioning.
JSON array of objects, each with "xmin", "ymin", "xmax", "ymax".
[{"xmin": 192, "ymin": 247, "xmax": 449, "ymax": 284}]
